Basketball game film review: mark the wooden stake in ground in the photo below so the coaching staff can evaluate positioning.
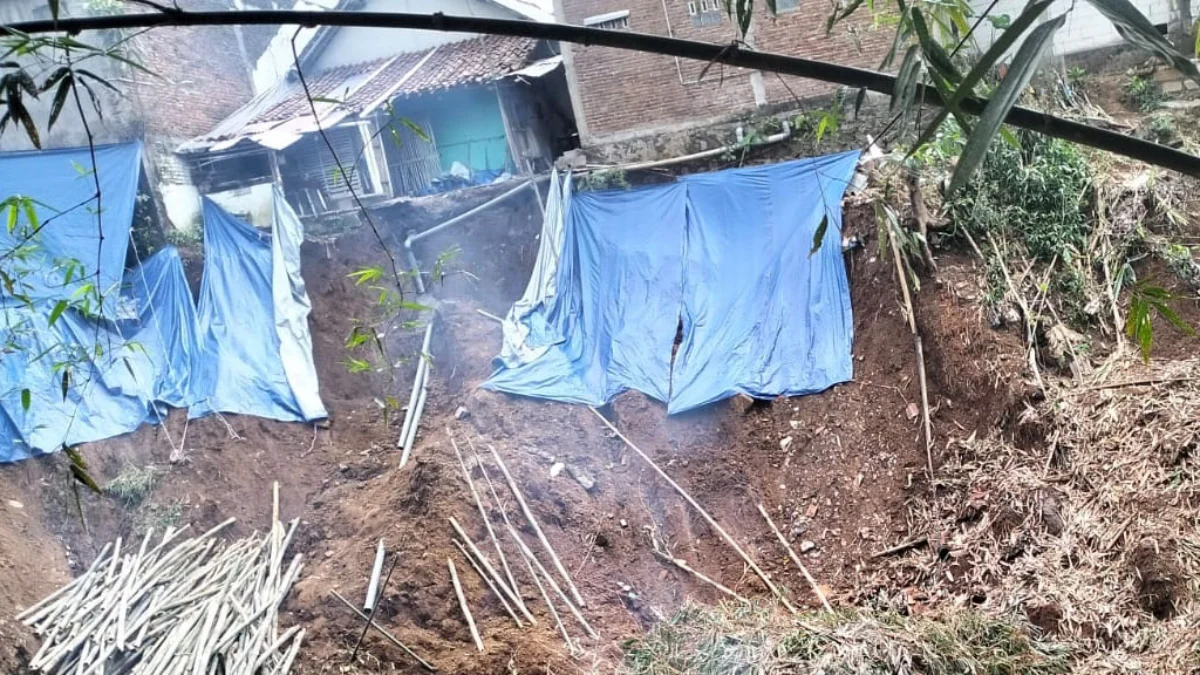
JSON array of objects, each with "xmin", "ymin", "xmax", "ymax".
[
  {"xmin": 487, "ymin": 444, "xmax": 588, "ymax": 609},
  {"xmin": 888, "ymin": 230, "xmax": 935, "ymax": 482},
  {"xmin": 448, "ymin": 429, "xmax": 527, "ymax": 617},
  {"xmin": 589, "ymin": 408, "xmax": 798, "ymax": 614},
  {"xmin": 448, "ymin": 559, "xmax": 484, "ymax": 653},
  {"xmin": 651, "ymin": 551, "xmax": 751, "ymax": 605},
  {"xmin": 757, "ymin": 504, "xmax": 832, "ymax": 613}
]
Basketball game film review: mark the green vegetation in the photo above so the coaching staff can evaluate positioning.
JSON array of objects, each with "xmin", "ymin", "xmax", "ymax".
[
  {"xmin": 1122, "ymin": 75, "xmax": 1166, "ymax": 112},
  {"xmin": 105, "ymin": 463, "xmax": 158, "ymax": 507},
  {"xmin": 623, "ymin": 603, "xmax": 1070, "ymax": 674},
  {"xmin": 580, "ymin": 168, "xmax": 631, "ymax": 191}
]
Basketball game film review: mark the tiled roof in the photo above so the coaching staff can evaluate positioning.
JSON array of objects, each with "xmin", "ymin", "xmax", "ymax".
[{"xmin": 182, "ymin": 35, "xmax": 539, "ymax": 152}]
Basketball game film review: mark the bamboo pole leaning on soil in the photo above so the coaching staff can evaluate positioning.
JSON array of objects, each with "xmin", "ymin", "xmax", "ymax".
[
  {"xmin": 448, "ymin": 429, "xmax": 527, "ymax": 617},
  {"xmin": 448, "ymin": 559, "xmax": 485, "ymax": 653},
  {"xmin": 487, "ymin": 444, "xmax": 589, "ymax": 610},
  {"xmin": 757, "ymin": 504, "xmax": 833, "ymax": 613},
  {"xmin": 467, "ymin": 437, "xmax": 576, "ymax": 652},
  {"xmin": 448, "ymin": 517, "xmax": 534, "ymax": 625},
  {"xmin": 888, "ymin": 231, "xmax": 935, "ymax": 482},
  {"xmin": 452, "ymin": 539, "xmax": 523, "ymax": 627},
  {"xmin": 589, "ymin": 407, "xmax": 798, "ymax": 614},
  {"xmin": 399, "ymin": 317, "xmax": 436, "ymax": 466}
]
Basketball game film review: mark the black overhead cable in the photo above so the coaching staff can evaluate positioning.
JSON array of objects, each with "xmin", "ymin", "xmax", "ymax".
[{"xmin": 4, "ymin": 10, "xmax": 1200, "ymax": 177}]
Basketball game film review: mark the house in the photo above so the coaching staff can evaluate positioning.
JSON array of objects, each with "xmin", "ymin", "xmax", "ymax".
[
  {"xmin": 0, "ymin": 0, "xmax": 274, "ymax": 233},
  {"xmin": 180, "ymin": 0, "xmax": 575, "ymax": 224},
  {"xmin": 969, "ymin": 0, "xmax": 1190, "ymax": 59},
  {"xmin": 553, "ymin": 0, "xmax": 892, "ymax": 155}
]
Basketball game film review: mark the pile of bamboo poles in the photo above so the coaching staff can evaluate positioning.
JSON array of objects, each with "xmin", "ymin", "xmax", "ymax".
[
  {"xmin": 18, "ymin": 511, "xmax": 304, "ymax": 674},
  {"xmin": 446, "ymin": 430, "xmax": 596, "ymax": 654}
]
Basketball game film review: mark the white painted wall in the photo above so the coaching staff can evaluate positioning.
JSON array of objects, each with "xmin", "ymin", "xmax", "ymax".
[
  {"xmin": 970, "ymin": 0, "xmax": 1190, "ymax": 58},
  {"xmin": 160, "ymin": 182, "xmax": 276, "ymax": 232},
  {"xmin": 311, "ymin": 0, "xmax": 521, "ymax": 69}
]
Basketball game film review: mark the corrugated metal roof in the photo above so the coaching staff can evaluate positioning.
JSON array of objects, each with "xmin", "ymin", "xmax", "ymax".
[{"xmin": 181, "ymin": 35, "xmax": 540, "ymax": 154}]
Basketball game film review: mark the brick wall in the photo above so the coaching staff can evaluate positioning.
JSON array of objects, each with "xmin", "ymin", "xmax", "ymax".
[
  {"xmin": 127, "ymin": 0, "xmax": 256, "ymax": 142},
  {"xmin": 559, "ymin": 0, "xmax": 892, "ymax": 145}
]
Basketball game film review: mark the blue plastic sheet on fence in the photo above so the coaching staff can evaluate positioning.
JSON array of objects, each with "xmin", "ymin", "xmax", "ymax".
[
  {"xmin": 0, "ymin": 246, "xmax": 198, "ymax": 462},
  {"xmin": 484, "ymin": 150, "xmax": 861, "ymax": 413},
  {"xmin": 190, "ymin": 198, "xmax": 326, "ymax": 422},
  {"xmin": 0, "ymin": 142, "xmax": 142, "ymax": 318}
]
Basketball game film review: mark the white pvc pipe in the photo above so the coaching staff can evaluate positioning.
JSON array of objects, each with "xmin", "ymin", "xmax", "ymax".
[
  {"xmin": 397, "ymin": 319, "xmax": 435, "ymax": 453},
  {"xmin": 364, "ymin": 539, "xmax": 386, "ymax": 612}
]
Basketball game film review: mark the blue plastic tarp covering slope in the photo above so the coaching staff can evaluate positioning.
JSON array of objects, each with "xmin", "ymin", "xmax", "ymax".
[
  {"xmin": 0, "ymin": 142, "xmax": 142, "ymax": 317},
  {"xmin": 486, "ymin": 183, "xmax": 688, "ymax": 404},
  {"xmin": 190, "ymin": 198, "xmax": 326, "ymax": 422},
  {"xmin": 0, "ymin": 246, "xmax": 197, "ymax": 462},
  {"xmin": 670, "ymin": 151, "xmax": 859, "ymax": 411},
  {"xmin": 485, "ymin": 150, "xmax": 860, "ymax": 413}
]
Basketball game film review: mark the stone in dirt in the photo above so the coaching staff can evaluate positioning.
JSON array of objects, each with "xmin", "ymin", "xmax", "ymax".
[
  {"xmin": 799, "ymin": 540, "xmax": 816, "ymax": 553},
  {"xmin": 549, "ymin": 462, "xmax": 565, "ymax": 478},
  {"xmin": 454, "ymin": 406, "xmax": 470, "ymax": 420},
  {"xmin": 567, "ymin": 465, "xmax": 596, "ymax": 491}
]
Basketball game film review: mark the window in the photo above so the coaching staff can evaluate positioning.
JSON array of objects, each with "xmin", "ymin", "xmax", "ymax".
[
  {"xmin": 583, "ymin": 10, "xmax": 630, "ymax": 30},
  {"xmin": 775, "ymin": 0, "xmax": 800, "ymax": 11},
  {"xmin": 687, "ymin": 0, "xmax": 722, "ymax": 27}
]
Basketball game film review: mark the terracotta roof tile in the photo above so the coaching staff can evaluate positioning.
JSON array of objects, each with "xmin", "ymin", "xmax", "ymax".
[{"xmin": 185, "ymin": 35, "xmax": 539, "ymax": 150}]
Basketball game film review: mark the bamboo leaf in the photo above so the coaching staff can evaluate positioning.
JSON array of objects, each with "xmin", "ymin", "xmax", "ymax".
[
  {"xmin": 64, "ymin": 446, "xmax": 102, "ymax": 494},
  {"xmin": 910, "ymin": 0, "xmax": 1054, "ymax": 152},
  {"xmin": 948, "ymin": 14, "xmax": 1065, "ymax": 196},
  {"xmin": 1085, "ymin": 0, "xmax": 1200, "ymax": 81},
  {"xmin": 48, "ymin": 0, "xmax": 60, "ymax": 21},
  {"xmin": 401, "ymin": 117, "xmax": 430, "ymax": 142},
  {"xmin": 20, "ymin": 388, "xmax": 30, "ymax": 411},
  {"xmin": 736, "ymin": 0, "xmax": 753, "ymax": 36},
  {"xmin": 47, "ymin": 299, "xmax": 68, "ymax": 327},
  {"xmin": 912, "ymin": 8, "xmax": 962, "ymax": 85},
  {"xmin": 892, "ymin": 45, "xmax": 921, "ymax": 112},
  {"xmin": 810, "ymin": 214, "xmax": 829, "ymax": 257},
  {"xmin": 47, "ymin": 76, "xmax": 72, "ymax": 131}
]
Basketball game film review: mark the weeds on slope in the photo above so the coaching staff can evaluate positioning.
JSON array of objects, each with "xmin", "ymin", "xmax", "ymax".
[{"xmin": 623, "ymin": 602, "xmax": 1069, "ymax": 674}]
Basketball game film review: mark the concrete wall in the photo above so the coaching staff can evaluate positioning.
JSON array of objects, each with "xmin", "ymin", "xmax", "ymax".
[
  {"xmin": 556, "ymin": 0, "xmax": 891, "ymax": 147},
  {"xmin": 969, "ymin": 0, "xmax": 1191, "ymax": 57}
]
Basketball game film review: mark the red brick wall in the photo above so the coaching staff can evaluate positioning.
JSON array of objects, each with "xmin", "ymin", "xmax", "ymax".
[
  {"xmin": 560, "ymin": 0, "xmax": 892, "ymax": 144},
  {"xmin": 127, "ymin": 0, "xmax": 256, "ymax": 141}
]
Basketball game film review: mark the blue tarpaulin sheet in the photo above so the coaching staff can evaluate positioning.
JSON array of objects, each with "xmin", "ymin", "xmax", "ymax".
[
  {"xmin": 0, "ymin": 140, "xmax": 326, "ymax": 462},
  {"xmin": 190, "ymin": 198, "xmax": 327, "ymax": 422},
  {"xmin": 0, "ymin": 142, "xmax": 142, "ymax": 317},
  {"xmin": 0, "ymin": 247, "xmax": 197, "ymax": 462},
  {"xmin": 485, "ymin": 150, "xmax": 860, "ymax": 413}
]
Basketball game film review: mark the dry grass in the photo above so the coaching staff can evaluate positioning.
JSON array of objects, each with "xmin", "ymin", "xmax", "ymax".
[
  {"xmin": 622, "ymin": 602, "xmax": 1069, "ymax": 674},
  {"xmin": 877, "ymin": 357, "xmax": 1200, "ymax": 673}
]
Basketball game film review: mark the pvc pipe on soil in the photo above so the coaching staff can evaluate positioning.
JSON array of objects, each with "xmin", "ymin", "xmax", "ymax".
[
  {"xmin": 404, "ymin": 177, "xmax": 549, "ymax": 293},
  {"xmin": 364, "ymin": 539, "xmax": 386, "ymax": 612},
  {"xmin": 402, "ymin": 375, "xmax": 429, "ymax": 465},
  {"xmin": 398, "ymin": 317, "xmax": 435, "ymax": 460}
]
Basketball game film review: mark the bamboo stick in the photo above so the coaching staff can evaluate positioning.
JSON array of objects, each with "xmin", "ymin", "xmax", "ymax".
[
  {"xmin": 757, "ymin": 504, "xmax": 833, "ymax": 612},
  {"xmin": 448, "ymin": 429, "xmax": 526, "ymax": 616},
  {"xmin": 331, "ymin": 591, "xmax": 436, "ymax": 672},
  {"xmin": 590, "ymin": 408, "xmax": 798, "ymax": 614},
  {"xmin": 452, "ymin": 539, "xmax": 523, "ymax": 627},
  {"xmin": 448, "ymin": 517, "xmax": 534, "ymax": 625},
  {"xmin": 448, "ymin": 559, "xmax": 484, "ymax": 653},
  {"xmin": 487, "ymin": 444, "xmax": 587, "ymax": 609}
]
